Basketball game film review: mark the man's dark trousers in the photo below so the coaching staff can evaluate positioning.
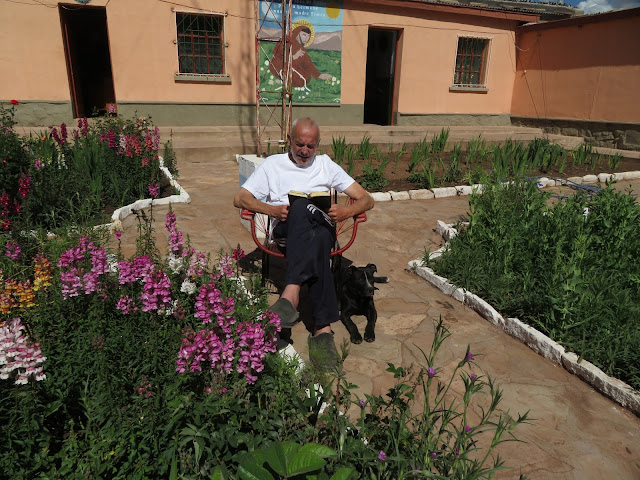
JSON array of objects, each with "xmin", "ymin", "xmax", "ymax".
[{"xmin": 273, "ymin": 198, "xmax": 338, "ymax": 329}]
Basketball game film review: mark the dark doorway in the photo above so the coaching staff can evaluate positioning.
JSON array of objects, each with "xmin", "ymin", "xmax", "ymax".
[
  {"xmin": 363, "ymin": 28, "xmax": 399, "ymax": 126},
  {"xmin": 59, "ymin": 5, "xmax": 116, "ymax": 118}
]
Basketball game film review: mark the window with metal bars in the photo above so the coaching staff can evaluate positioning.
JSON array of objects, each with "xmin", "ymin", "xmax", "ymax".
[
  {"xmin": 453, "ymin": 37, "xmax": 490, "ymax": 88},
  {"xmin": 176, "ymin": 12, "xmax": 225, "ymax": 75}
]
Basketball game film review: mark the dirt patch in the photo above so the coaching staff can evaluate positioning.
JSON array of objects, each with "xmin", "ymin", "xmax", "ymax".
[{"xmin": 344, "ymin": 151, "xmax": 640, "ymax": 193}]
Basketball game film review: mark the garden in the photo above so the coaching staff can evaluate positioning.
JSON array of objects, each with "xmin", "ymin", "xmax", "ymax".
[
  {"xmin": 326, "ymin": 128, "xmax": 639, "ymax": 193},
  {"xmin": 1, "ymin": 101, "xmax": 533, "ymax": 479}
]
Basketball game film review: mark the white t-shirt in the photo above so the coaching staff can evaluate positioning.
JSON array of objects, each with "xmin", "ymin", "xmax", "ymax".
[{"xmin": 241, "ymin": 153, "xmax": 355, "ymax": 206}]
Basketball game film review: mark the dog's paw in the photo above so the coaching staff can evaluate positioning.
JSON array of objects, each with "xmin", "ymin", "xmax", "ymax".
[
  {"xmin": 350, "ymin": 333, "xmax": 363, "ymax": 344},
  {"xmin": 364, "ymin": 332, "xmax": 375, "ymax": 342},
  {"xmin": 375, "ymin": 276, "xmax": 389, "ymax": 284}
]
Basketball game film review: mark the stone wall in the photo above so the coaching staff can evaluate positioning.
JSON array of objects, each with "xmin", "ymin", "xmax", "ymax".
[{"xmin": 511, "ymin": 116, "xmax": 640, "ymax": 151}]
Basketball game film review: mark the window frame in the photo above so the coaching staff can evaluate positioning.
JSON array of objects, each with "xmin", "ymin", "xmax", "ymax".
[
  {"xmin": 174, "ymin": 9, "xmax": 230, "ymax": 82},
  {"xmin": 450, "ymin": 35, "xmax": 492, "ymax": 93}
]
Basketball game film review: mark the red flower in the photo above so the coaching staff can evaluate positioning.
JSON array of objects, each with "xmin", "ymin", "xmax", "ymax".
[{"xmin": 10, "ymin": 100, "xmax": 19, "ymax": 105}]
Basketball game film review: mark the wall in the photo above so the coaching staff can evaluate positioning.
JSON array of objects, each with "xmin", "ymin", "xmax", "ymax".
[
  {"xmin": 343, "ymin": 0, "xmax": 525, "ymax": 124},
  {"xmin": 511, "ymin": 9, "xmax": 640, "ymax": 148},
  {"xmin": 1, "ymin": 0, "xmax": 532, "ymax": 126}
]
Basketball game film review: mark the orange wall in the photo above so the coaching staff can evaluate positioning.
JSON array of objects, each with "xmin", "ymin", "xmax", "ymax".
[
  {"xmin": 511, "ymin": 13, "xmax": 640, "ymax": 123},
  {"xmin": 2, "ymin": 0, "xmax": 526, "ymax": 117},
  {"xmin": 343, "ymin": 1, "xmax": 522, "ymax": 114}
]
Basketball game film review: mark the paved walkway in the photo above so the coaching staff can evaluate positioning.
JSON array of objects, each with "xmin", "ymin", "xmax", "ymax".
[{"xmin": 117, "ymin": 150, "xmax": 640, "ymax": 480}]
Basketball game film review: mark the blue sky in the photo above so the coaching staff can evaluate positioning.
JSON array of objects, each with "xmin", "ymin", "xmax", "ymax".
[{"xmin": 558, "ymin": 0, "xmax": 640, "ymax": 14}]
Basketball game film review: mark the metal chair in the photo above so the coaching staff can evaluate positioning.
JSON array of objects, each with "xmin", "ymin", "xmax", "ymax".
[{"xmin": 240, "ymin": 193, "xmax": 367, "ymax": 286}]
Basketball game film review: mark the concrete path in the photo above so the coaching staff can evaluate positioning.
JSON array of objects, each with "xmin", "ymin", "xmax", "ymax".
[{"xmin": 116, "ymin": 148, "xmax": 640, "ymax": 480}]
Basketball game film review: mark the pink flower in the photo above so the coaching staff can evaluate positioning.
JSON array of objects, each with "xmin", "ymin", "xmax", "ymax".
[
  {"xmin": 427, "ymin": 367, "xmax": 437, "ymax": 378},
  {"xmin": 232, "ymin": 245, "xmax": 245, "ymax": 261},
  {"xmin": 34, "ymin": 158, "xmax": 43, "ymax": 170},
  {"xmin": 465, "ymin": 424, "xmax": 471, "ymax": 433},
  {"xmin": 378, "ymin": 451, "xmax": 387, "ymax": 461},
  {"xmin": 0, "ymin": 318, "xmax": 47, "ymax": 384},
  {"xmin": 5, "ymin": 241, "xmax": 21, "ymax": 260},
  {"xmin": 115, "ymin": 231, "xmax": 122, "ymax": 241},
  {"xmin": 148, "ymin": 183, "xmax": 159, "ymax": 199},
  {"xmin": 10, "ymin": 99, "xmax": 19, "ymax": 105}
]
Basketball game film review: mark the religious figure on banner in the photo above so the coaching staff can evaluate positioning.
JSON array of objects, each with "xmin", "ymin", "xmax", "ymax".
[{"xmin": 269, "ymin": 19, "xmax": 332, "ymax": 89}]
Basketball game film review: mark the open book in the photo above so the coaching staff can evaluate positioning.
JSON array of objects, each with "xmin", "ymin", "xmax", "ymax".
[{"xmin": 288, "ymin": 190, "xmax": 332, "ymax": 212}]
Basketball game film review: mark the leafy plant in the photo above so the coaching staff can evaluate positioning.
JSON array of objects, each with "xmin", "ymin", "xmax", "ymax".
[
  {"xmin": 441, "ymin": 142, "xmax": 463, "ymax": 184},
  {"xmin": 318, "ymin": 319, "xmax": 531, "ymax": 479},
  {"xmin": 407, "ymin": 162, "xmax": 436, "ymax": 189},
  {"xmin": 430, "ymin": 127, "xmax": 450, "ymax": 154},
  {"xmin": 356, "ymin": 135, "xmax": 374, "ymax": 162},
  {"xmin": 331, "ymin": 135, "xmax": 349, "ymax": 167},
  {"xmin": 427, "ymin": 178, "xmax": 640, "ymax": 389}
]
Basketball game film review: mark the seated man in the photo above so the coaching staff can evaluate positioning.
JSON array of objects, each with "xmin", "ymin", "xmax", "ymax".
[{"xmin": 233, "ymin": 117, "xmax": 374, "ymax": 369}]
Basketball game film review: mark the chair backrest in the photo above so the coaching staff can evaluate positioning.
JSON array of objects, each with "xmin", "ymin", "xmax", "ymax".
[{"xmin": 240, "ymin": 194, "xmax": 367, "ymax": 259}]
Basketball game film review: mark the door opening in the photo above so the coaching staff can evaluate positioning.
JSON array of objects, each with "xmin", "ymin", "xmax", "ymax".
[
  {"xmin": 60, "ymin": 5, "xmax": 116, "ymax": 118},
  {"xmin": 363, "ymin": 28, "xmax": 399, "ymax": 126}
]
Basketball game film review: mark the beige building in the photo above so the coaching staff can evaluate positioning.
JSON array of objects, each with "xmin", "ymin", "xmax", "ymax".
[{"xmin": 1, "ymin": 0, "xmax": 638, "ymax": 148}]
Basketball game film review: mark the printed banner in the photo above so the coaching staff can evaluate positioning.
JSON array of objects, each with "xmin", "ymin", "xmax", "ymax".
[{"xmin": 258, "ymin": 0, "xmax": 343, "ymax": 104}]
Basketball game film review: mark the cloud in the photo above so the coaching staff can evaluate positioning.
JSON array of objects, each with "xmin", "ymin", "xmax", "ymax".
[{"xmin": 576, "ymin": 0, "xmax": 640, "ymax": 13}]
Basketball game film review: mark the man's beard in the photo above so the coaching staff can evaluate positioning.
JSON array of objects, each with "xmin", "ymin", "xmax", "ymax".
[{"xmin": 289, "ymin": 147, "xmax": 315, "ymax": 166}]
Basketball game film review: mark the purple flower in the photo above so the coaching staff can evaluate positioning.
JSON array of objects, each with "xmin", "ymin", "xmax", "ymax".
[
  {"xmin": 378, "ymin": 450, "xmax": 387, "ymax": 461},
  {"xmin": 470, "ymin": 372, "xmax": 477, "ymax": 380},
  {"xmin": 148, "ymin": 183, "xmax": 159, "ymax": 199},
  {"xmin": 465, "ymin": 424, "xmax": 471, "ymax": 433},
  {"xmin": 34, "ymin": 158, "xmax": 43, "ymax": 170},
  {"xmin": 430, "ymin": 451, "xmax": 439, "ymax": 459},
  {"xmin": 5, "ymin": 241, "xmax": 21, "ymax": 260},
  {"xmin": 427, "ymin": 367, "xmax": 437, "ymax": 378},
  {"xmin": 465, "ymin": 351, "xmax": 474, "ymax": 362},
  {"xmin": 359, "ymin": 398, "xmax": 366, "ymax": 407}
]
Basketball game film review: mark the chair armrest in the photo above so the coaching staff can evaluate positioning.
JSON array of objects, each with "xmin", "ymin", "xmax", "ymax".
[{"xmin": 240, "ymin": 209, "xmax": 256, "ymax": 221}]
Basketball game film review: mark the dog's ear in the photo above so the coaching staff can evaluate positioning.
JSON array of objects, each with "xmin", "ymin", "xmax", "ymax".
[
  {"xmin": 366, "ymin": 263, "xmax": 377, "ymax": 273},
  {"xmin": 347, "ymin": 265, "xmax": 357, "ymax": 276}
]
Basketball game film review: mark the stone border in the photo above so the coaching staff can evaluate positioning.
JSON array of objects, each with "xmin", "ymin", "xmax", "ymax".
[
  {"xmin": 106, "ymin": 157, "xmax": 191, "ymax": 232},
  {"xmin": 370, "ymin": 171, "xmax": 640, "ymax": 203},
  {"xmin": 407, "ymin": 223, "xmax": 640, "ymax": 416}
]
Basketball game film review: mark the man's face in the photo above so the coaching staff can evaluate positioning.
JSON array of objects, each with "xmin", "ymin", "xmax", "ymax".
[
  {"xmin": 298, "ymin": 31, "xmax": 310, "ymax": 46},
  {"xmin": 289, "ymin": 125, "xmax": 319, "ymax": 166}
]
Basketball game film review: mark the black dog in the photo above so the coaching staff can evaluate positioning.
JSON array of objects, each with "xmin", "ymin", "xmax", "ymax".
[{"xmin": 339, "ymin": 263, "xmax": 388, "ymax": 344}]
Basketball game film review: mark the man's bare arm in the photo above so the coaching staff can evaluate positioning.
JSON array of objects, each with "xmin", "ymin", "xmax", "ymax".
[
  {"xmin": 327, "ymin": 182, "xmax": 374, "ymax": 223},
  {"xmin": 233, "ymin": 188, "xmax": 289, "ymax": 222}
]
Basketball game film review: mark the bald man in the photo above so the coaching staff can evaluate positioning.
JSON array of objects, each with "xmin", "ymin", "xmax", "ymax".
[{"xmin": 234, "ymin": 117, "xmax": 374, "ymax": 370}]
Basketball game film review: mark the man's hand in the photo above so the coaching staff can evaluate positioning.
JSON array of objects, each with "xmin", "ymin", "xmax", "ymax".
[
  {"xmin": 272, "ymin": 205, "xmax": 289, "ymax": 222},
  {"xmin": 327, "ymin": 204, "xmax": 352, "ymax": 224},
  {"xmin": 234, "ymin": 188, "xmax": 289, "ymax": 221}
]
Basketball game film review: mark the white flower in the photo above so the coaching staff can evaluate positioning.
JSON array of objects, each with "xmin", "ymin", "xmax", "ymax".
[
  {"xmin": 181, "ymin": 279, "xmax": 197, "ymax": 295},
  {"xmin": 264, "ymin": 60, "xmax": 269, "ymax": 66},
  {"xmin": 168, "ymin": 253, "xmax": 183, "ymax": 274},
  {"xmin": 332, "ymin": 76, "xmax": 336, "ymax": 81}
]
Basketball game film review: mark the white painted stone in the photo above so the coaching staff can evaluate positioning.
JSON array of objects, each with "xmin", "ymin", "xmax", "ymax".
[
  {"xmin": 236, "ymin": 154, "xmax": 265, "ymax": 187},
  {"xmin": 505, "ymin": 317, "xmax": 565, "ymax": 364},
  {"xmin": 436, "ymin": 220, "xmax": 458, "ymax": 241},
  {"xmin": 432, "ymin": 187, "xmax": 458, "ymax": 198},
  {"xmin": 455, "ymin": 185, "xmax": 474, "ymax": 196},
  {"xmin": 562, "ymin": 352, "xmax": 640, "ymax": 417},
  {"xmin": 414, "ymin": 266, "xmax": 459, "ymax": 296},
  {"xmin": 621, "ymin": 170, "xmax": 640, "ymax": 180},
  {"xmin": 452, "ymin": 287, "xmax": 466, "ymax": 302},
  {"xmin": 371, "ymin": 191, "xmax": 392, "ymax": 202},
  {"xmin": 389, "ymin": 190, "xmax": 411, "ymax": 201},
  {"xmin": 582, "ymin": 174, "xmax": 598, "ymax": 184},
  {"xmin": 471, "ymin": 184, "xmax": 485, "ymax": 194},
  {"xmin": 464, "ymin": 293, "xmax": 505, "ymax": 327},
  {"xmin": 409, "ymin": 189, "xmax": 435, "ymax": 200},
  {"xmin": 598, "ymin": 173, "xmax": 613, "ymax": 183},
  {"xmin": 406, "ymin": 258, "xmax": 424, "ymax": 270},
  {"xmin": 612, "ymin": 172, "xmax": 626, "ymax": 181},
  {"xmin": 567, "ymin": 176, "xmax": 583, "ymax": 184}
]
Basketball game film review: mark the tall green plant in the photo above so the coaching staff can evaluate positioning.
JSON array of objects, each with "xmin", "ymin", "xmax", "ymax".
[{"xmin": 430, "ymin": 127, "xmax": 450, "ymax": 154}]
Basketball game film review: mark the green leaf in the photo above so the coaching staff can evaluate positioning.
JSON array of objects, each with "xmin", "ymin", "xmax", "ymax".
[
  {"xmin": 297, "ymin": 443, "xmax": 337, "ymax": 459},
  {"xmin": 238, "ymin": 454, "xmax": 275, "ymax": 480},
  {"xmin": 286, "ymin": 448, "xmax": 327, "ymax": 477},
  {"xmin": 330, "ymin": 467, "xmax": 357, "ymax": 480},
  {"xmin": 169, "ymin": 454, "xmax": 178, "ymax": 480}
]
